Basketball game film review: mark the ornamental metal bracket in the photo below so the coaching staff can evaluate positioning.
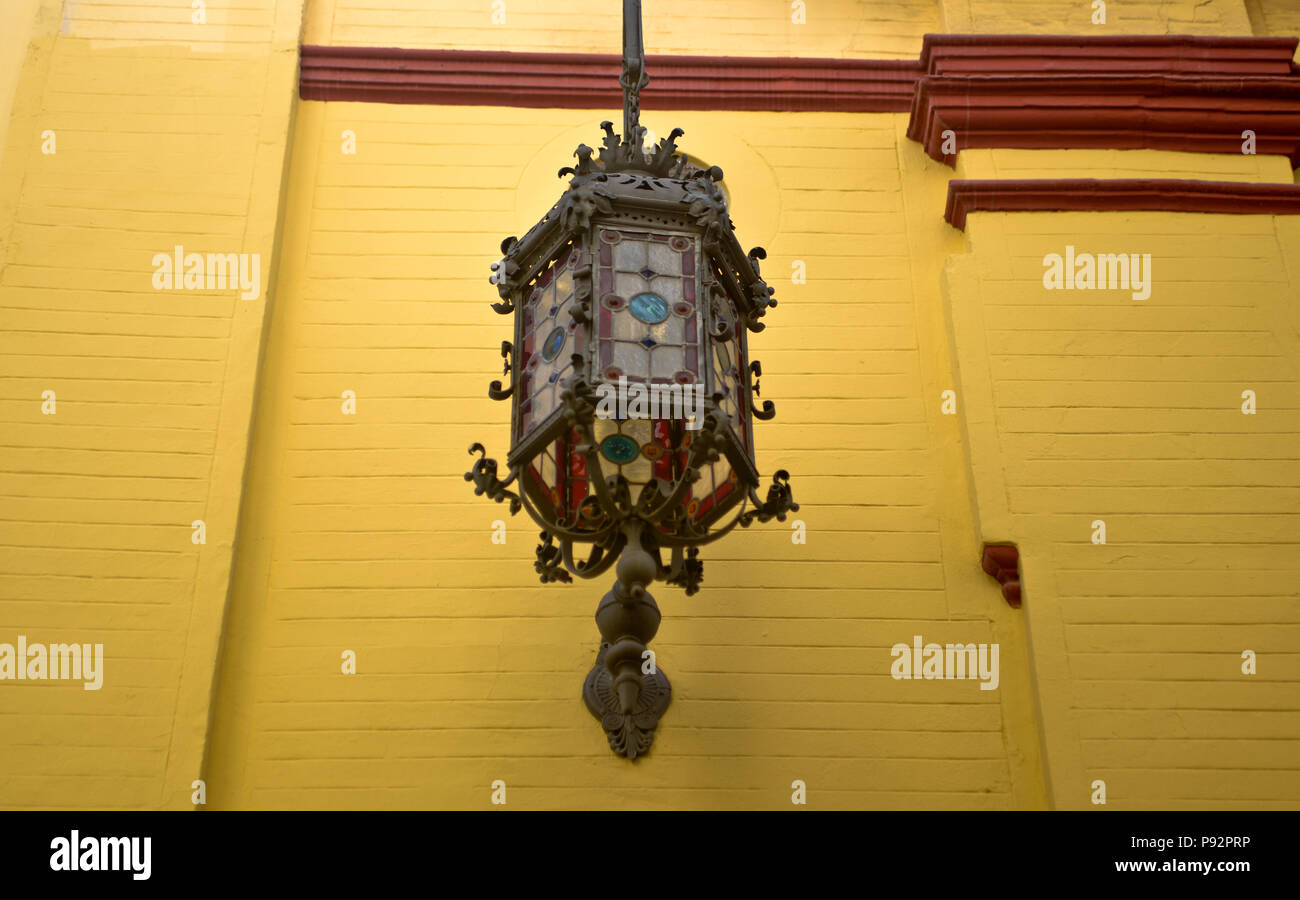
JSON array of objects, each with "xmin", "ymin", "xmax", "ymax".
[{"xmin": 487, "ymin": 341, "xmax": 513, "ymax": 400}]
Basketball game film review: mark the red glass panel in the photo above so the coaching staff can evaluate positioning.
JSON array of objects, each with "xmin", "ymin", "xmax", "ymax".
[{"xmin": 651, "ymin": 420, "xmax": 672, "ymax": 481}]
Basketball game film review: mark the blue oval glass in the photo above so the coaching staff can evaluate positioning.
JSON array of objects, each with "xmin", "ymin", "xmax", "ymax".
[{"xmin": 540, "ymin": 327, "xmax": 566, "ymax": 362}]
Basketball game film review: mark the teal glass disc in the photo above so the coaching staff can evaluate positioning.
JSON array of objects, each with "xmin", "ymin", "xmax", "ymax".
[
  {"xmin": 600, "ymin": 434, "xmax": 640, "ymax": 464},
  {"xmin": 628, "ymin": 292, "xmax": 669, "ymax": 324}
]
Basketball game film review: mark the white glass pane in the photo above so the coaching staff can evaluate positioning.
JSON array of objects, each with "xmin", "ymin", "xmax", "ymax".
[
  {"xmin": 615, "ymin": 272, "xmax": 644, "ymax": 297},
  {"xmin": 657, "ymin": 277, "xmax": 682, "ymax": 305},
  {"xmin": 652, "ymin": 315, "xmax": 684, "ymax": 345},
  {"xmin": 647, "ymin": 242, "xmax": 677, "ymax": 275},
  {"xmin": 621, "ymin": 455, "xmax": 651, "ymax": 485},
  {"xmin": 613, "ymin": 240, "xmax": 646, "ymax": 270},
  {"xmin": 692, "ymin": 465, "xmax": 713, "ymax": 499},
  {"xmin": 623, "ymin": 418, "xmax": 651, "ymax": 444},
  {"xmin": 594, "ymin": 416, "xmax": 618, "ymax": 440},
  {"xmin": 612, "ymin": 309, "xmax": 643, "ymax": 341},
  {"xmin": 613, "ymin": 341, "xmax": 649, "ymax": 378},
  {"xmin": 712, "ymin": 458, "xmax": 731, "ymax": 488},
  {"xmin": 532, "ymin": 384, "xmax": 555, "ymax": 421},
  {"xmin": 651, "ymin": 347, "xmax": 684, "ymax": 379}
]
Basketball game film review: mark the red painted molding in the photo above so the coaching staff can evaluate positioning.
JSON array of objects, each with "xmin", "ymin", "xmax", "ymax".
[
  {"xmin": 299, "ymin": 45, "xmax": 922, "ymax": 111},
  {"xmin": 908, "ymin": 74, "xmax": 1300, "ymax": 166},
  {"xmin": 944, "ymin": 178, "xmax": 1300, "ymax": 230},
  {"xmin": 981, "ymin": 544, "xmax": 1021, "ymax": 608},
  {"xmin": 918, "ymin": 34, "xmax": 1298, "ymax": 76},
  {"xmin": 299, "ymin": 37, "xmax": 1300, "ymax": 162}
]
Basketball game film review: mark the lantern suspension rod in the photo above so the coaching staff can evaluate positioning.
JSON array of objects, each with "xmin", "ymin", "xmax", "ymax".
[{"xmin": 621, "ymin": 0, "xmax": 648, "ymax": 140}]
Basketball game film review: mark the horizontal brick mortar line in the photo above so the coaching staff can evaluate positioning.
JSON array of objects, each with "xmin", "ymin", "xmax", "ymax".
[{"xmin": 944, "ymin": 179, "xmax": 1300, "ymax": 230}]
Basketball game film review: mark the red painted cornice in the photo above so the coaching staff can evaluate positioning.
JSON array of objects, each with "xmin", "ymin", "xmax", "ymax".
[
  {"xmin": 299, "ymin": 45, "xmax": 922, "ymax": 111},
  {"xmin": 944, "ymin": 178, "xmax": 1300, "ymax": 230},
  {"xmin": 908, "ymin": 74, "xmax": 1300, "ymax": 165},
  {"xmin": 299, "ymin": 37, "xmax": 1300, "ymax": 163},
  {"xmin": 918, "ymin": 34, "xmax": 1298, "ymax": 76}
]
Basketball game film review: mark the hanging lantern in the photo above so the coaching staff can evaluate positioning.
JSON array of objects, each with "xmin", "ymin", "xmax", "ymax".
[{"xmin": 466, "ymin": 0, "xmax": 797, "ymax": 759}]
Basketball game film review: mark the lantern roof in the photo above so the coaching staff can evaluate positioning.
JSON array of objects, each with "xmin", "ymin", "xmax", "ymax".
[{"xmin": 490, "ymin": 121, "xmax": 777, "ymax": 337}]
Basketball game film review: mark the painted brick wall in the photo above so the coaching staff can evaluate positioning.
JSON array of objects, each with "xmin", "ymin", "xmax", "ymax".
[
  {"xmin": 944, "ymin": 0, "xmax": 1252, "ymax": 33},
  {"xmin": 311, "ymin": 0, "xmax": 1272, "ymax": 59},
  {"xmin": 945, "ymin": 193, "xmax": 1300, "ymax": 808},
  {"xmin": 3, "ymin": 0, "xmax": 1298, "ymax": 811},
  {"xmin": 1247, "ymin": 1, "xmax": 1300, "ymax": 51},
  {"xmin": 201, "ymin": 102, "xmax": 1046, "ymax": 809},
  {"xmin": 0, "ymin": 0, "xmax": 303, "ymax": 809},
  {"xmin": 310, "ymin": 0, "xmax": 942, "ymax": 58}
]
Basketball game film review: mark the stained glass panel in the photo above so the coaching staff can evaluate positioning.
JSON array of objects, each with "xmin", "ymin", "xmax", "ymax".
[
  {"xmin": 517, "ymin": 246, "xmax": 583, "ymax": 440},
  {"xmin": 595, "ymin": 228, "xmax": 700, "ymax": 389}
]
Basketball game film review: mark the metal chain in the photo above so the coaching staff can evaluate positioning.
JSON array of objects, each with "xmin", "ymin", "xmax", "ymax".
[{"xmin": 621, "ymin": 0, "xmax": 650, "ymax": 140}]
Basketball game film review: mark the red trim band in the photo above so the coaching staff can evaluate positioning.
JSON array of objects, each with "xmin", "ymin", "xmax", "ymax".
[
  {"xmin": 299, "ymin": 37, "xmax": 1300, "ymax": 162},
  {"xmin": 944, "ymin": 178, "xmax": 1300, "ymax": 230},
  {"xmin": 300, "ymin": 35, "xmax": 1299, "ymax": 111},
  {"xmin": 918, "ymin": 34, "xmax": 1297, "ymax": 76},
  {"xmin": 299, "ymin": 45, "xmax": 922, "ymax": 111},
  {"xmin": 908, "ymin": 74, "xmax": 1300, "ymax": 166}
]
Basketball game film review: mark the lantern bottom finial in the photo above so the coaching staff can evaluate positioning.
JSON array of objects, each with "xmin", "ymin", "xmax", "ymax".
[
  {"xmin": 583, "ymin": 641, "xmax": 671, "ymax": 760},
  {"xmin": 581, "ymin": 521, "xmax": 672, "ymax": 759}
]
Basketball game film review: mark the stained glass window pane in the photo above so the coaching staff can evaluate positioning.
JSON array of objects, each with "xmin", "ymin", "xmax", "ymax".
[
  {"xmin": 612, "ymin": 341, "xmax": 645, "ymax": 375},
  {"xmin": 623, "ymin": 417, "xmax": 652, "ymax": 445},
  {"xmin": 595, "ymin": 227, "xmax": 699, "ymax": 396},
  {"xmin": 615, "ymin": 272, "xmax": 645, "ymax": 298},
  {"xmin": 651, "ymin": 349, "xmax": 682, "ymax": 380},
  {"xmin": 647, "ymin": 242, "xmax": 676, "ymax": 274},
  {"xmin": 691, "ymin": 464, "xmax": 714, "ymax": 500},
  {"xmin": 613, "ymin": 240, "xmax": 644, "ymax": 269},
  {"xmin": 519, "ymin": 247, "xmax": 581, "ymax": 437},
  {"xmin": 612, "ymin": 311, "xmax": 642, "ymax": 342}
]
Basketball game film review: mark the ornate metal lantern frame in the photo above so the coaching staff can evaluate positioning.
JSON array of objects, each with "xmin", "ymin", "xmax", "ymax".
[{"xmin": 466, "ymin": 0, "xmax": 797, "ymax": 759}]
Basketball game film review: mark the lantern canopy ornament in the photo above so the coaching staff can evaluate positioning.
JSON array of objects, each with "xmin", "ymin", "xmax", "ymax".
[{"xmin": 465, "ymin": 0, "xmax": 797, "ymax": 759}]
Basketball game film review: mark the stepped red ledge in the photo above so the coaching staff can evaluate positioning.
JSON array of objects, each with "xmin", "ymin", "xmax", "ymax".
[
  {"xmin": 300, "ymin": 36, "xmax": 1300, "ymax": 161},
  {"xmin": 908, "ymin": 74, "xmax": 1300, "ymax": 166},
  {"xmin": 944, "ymin": 179, "xmax": 1300, "ymax": 231},
  {"xmin": 297, "ymin": 38, "xmax": 1300, "ymax": 242}
]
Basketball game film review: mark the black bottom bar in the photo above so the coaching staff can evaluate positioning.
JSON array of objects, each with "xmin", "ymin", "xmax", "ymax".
[{"xmin": 0, "ymin": 811, "xmax": 1287, "ymax": 887}]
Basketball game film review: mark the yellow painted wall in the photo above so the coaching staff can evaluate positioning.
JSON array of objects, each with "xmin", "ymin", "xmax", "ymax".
[
  {"xmin": 943, "ymin": 0, "xmax": 1252, "ymax": 33},
  {"xmin": 0, "ymin": 0, "xmax": 304, "ymax": 808},
  {"xmin": 2, "ymin": 0, "xmax": 1299, "ymax": 810},
  {"xmin": 0, "ymin": 0, "xmax": 42, "ymax": 174},
  {"xmin": 308, "ymin": 0, "xmax": 941, "ymax": 58},
  {"xmin": 201, "ymin": 101, "xmax": 1046, "ymax": 809},
  {"xmin": 946, "ymin": 149, "xmax": 1300, "ymax": 809},
  {"xmin": 1247, "ymin": 1, "xmax": 1300, "ymax": 51},
  {"xmin": 944, "ymin": 201, "xmax": 1300, "ymax": 809},
  {"xmin": 306, "ymin": 0, "xmax": 1262, "ymax": 58}
]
